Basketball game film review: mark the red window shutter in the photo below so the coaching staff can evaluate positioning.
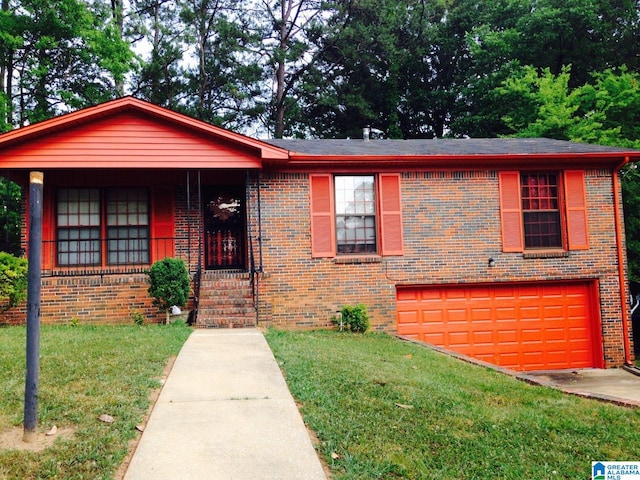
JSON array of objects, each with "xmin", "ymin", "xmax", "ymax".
[
  {"xmin": 499, "ymin": 171, "xmax": 524, "ymax": 252},
  {"xmin": 309, "ymin": 174, "xmax": 336, "ymax": 258},
  {"xmin": 379, "ymin": 173, "xmax": 404, "ymax": 256},
  {"xmin": 564, "ymin": 170, "xmax": 589, "ymax": 250},
  {"xmin": 151, "ymin": 187, "xmax": 175, "ymax": 261}
]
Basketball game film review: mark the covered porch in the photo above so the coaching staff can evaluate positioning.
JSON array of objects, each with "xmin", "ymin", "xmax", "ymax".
[{"xmin": 0, "ymin": 97, "xmax": 288, "ymax": 326}]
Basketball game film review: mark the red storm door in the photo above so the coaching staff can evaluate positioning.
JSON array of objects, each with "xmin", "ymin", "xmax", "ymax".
[{"xmin": 204, "ymin": 188, "xmax": 245, "ymax": 270}]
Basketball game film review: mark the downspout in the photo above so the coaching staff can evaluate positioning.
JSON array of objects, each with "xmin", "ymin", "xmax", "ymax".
[
  {"xmin": 186, "ymin": 171, "xmax": 191, "ymax": 269},
  {"xmin": 613, "ymin": 157, "xmax": 633, "ymax": 365},
  {"xmin": 257, "ymin": 171, "xmax": 264, "ymax": 273}
]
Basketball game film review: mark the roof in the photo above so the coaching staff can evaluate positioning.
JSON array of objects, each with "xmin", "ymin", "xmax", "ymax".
[
  {"xmin": 263, "ymin": 138, "xmax": 640, "ymax": 171},
  {"xmin": 0, "ymin": 97, "xmax": 289, "ymax": 170},
  {"xmin": 265, "ymin": 137, "xmax": 640, "ymax": 156},
  {"xmin": 1, "ymin": 97, "xmax": 637, "ymax": 172}
]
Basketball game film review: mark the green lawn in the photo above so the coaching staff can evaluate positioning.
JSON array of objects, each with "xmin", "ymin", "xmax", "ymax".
[
  {"xmin": 265, "ymin": 329, "xmax": 640, "ymax": 480},
  {"xmin": 0, "ymin": 324, "xmax": 192, "ymax": 480}
]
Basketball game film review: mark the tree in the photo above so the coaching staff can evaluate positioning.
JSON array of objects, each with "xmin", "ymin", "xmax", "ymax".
[
  {"xmin": 497, "ymin": 65, "xmax": 640, "ymax": 279},
  {"xmin": 0, "ymin": 0, "xmax": 135, "ymax": 129},
  {"xmin": 0, "ymin": 176, "xmax": 21, "ymax": 256},
  {"xmin": 0, "ymin": 251, "xmax": 27, "ymax": 312}
]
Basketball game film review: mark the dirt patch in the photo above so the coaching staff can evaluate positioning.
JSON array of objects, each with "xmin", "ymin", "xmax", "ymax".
[
  {"xmin": 0, "ymin": 426, "xmax": 75, "ymax": 452},
  {"xmin": 113, "ymin": 355, "xmax": 177, "ymax": 480}
]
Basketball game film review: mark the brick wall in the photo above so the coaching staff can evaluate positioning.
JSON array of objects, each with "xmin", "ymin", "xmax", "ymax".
[
  {"xmin": 1, "ymin": 274, "xmax": 169, "ymax": 325},
  {"xmin": 3, "ymin": 167, "xmax": 632, "ymax": 367},
  {"xmin": 250, "ymin": 169, "xmax": 631, "ymax": 367}
]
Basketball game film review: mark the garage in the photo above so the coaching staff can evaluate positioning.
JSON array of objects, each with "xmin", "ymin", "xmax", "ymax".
[{"xmin": 396, "ymin": 281, "xmax": 602, "ymax": 371}]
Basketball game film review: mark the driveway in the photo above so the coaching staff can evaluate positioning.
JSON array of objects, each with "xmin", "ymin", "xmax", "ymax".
[{"xmin": 520, "ymin": 367, "xmax": 640, "ymax": 407}]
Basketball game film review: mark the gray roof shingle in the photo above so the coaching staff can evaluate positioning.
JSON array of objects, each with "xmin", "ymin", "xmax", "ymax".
[{"xmin": 263, "ymin": 138, "xmax": 639, "ymax": 156}]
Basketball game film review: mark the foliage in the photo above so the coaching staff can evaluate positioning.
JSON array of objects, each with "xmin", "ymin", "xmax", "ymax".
[
  {"xmin": 0, "ymin": 324, "xmax": 191, "ymax": 479},
  {"xmin": 496, "ymin": 65, "xmax": 640, "ymax": 278},
  {"xmin": 147, "ymin": 257, "xmax": 191, "ymax": 311},
  {"xmin": 266, "ymin": 329, "xmax": 640, "ymax": 479},
  {"xmin": 0, "ymin": 0, "xmax": 136, "ymax": 128},
  {"xmin": 0, "ymin": 177, "xmax": 22, "ymax": 256},
  {"xmin": 131, "ymin": 309, "xmax": 145, "ymax": 326},
  {"xmin": 0, "ymin": 251, "xmax": 27, "ymax": 312},
  {"xmin": 334, "ymin": 303, "xmax": 369, "ymax": 333}
]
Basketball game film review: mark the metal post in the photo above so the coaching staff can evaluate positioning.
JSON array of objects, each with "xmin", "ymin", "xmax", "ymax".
[{"xmin": 23, "ymin": 171, "xmax": 43, "ymax": 443}]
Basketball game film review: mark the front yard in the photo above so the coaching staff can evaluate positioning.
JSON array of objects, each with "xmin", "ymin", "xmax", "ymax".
[
  {"xmin": 0, "ymin": 324, "xmax": 191, "ymax": 480},
  {"xmin": 265, "ymin": 329, "xmax": 640, "ymax": 480},
  {"xmin": 1, "ymin": 325, "xmax": 639, "ymax": 479}
]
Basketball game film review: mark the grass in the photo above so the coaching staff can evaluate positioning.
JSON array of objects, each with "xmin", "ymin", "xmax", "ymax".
[
  {"xmin": 0, "ymin": 323, "xmax": 192, "ymax": 480},
  {"xmin": 265, "ymin": 329, "xmax": 640, "ymax": 480}
]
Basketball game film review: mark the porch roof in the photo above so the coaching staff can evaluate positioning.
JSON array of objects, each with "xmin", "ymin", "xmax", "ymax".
[{"xmin": 0, "ymin": 97, "xmax": 289, "ymax": 170}]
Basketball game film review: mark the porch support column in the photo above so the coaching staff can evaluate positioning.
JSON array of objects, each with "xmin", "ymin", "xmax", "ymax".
[{"xmin": 23, "ymin": 171, "xmax": 43, "ymax": 443}]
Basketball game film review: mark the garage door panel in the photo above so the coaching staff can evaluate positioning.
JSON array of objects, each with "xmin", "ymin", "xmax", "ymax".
[{"xmin": 397, "ymin": 281, "xmax": 599, "ymax": 371}]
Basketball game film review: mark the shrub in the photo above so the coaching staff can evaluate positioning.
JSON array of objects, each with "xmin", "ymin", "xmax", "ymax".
[
  {"xmin": 131, "ymin": 310, "xmax": 145, "ymax": 326},
  {"xmin": 147, "ymin": 258, "xmax": 191, "ymax": 312},
  {"xmin": 0, "ymin": 252, "xmax": 28, "ymax": 312},
  {"xmin": 334, "ymin": 303, "xmax": 369, "ymax": 333}
]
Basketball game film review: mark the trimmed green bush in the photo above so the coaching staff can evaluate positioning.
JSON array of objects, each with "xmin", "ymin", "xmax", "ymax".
[
  {"xmin": 147, "ymin": 258, "xmax": 191, "ymax": 312},
  {"xmin": 334, "ymin": 303, "xmax": 370, "ymax": 333},
  {"xmin": 0, "ymin": 252, "xmax": 28, "ymax": 312}
]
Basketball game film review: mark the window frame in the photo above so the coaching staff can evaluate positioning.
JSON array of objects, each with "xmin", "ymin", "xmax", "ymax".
[
  {"xmin": 499, "ymin": 170, "xmax": 589, "ymax": 253},
  {"xmin": 309, "ymin": 173, "xmax": 403, "ymax": 258},
  {"xmin": 55, "ymin": 187, "xmax": 150, "ymax": 268},
  {"xmin": 334, "ymin": 174, "xmax": 378, "ymax": 255},
  {"xmin": 520, "ymin": 172, "xmax": 565, "ymax": 250}
]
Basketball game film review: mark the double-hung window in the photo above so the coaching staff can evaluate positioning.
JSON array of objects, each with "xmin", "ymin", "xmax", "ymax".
[
  {"xmin": 499, "ymin": 170, "xmax": 588, "ymax": 252},
  {"xmin": 309, "ymin": 173, "xmax": 403, "ymax": 258},
  {"xmin": 56, "ymin": 188, "xmax": 150, "ymax": 267},
  {"xmin": 335, "ymin": 176, "xmax": 377, "ymax": 254},
  {"xmin": 57, "ymin": 188, "xmax": 101, "ymax": 266},
  {"xmin": 521, "ymin": 173, "xmax": 561, "ymax": 249}
]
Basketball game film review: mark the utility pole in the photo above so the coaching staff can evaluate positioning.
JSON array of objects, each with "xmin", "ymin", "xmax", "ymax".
[{"xmin": 23, "ymin": 171, "xmax": 43, "ymax": 443}]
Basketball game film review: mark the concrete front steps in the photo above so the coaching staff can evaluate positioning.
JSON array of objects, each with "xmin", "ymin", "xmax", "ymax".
[{"xmin": 195, "ymin": 271, "xmax": 257, "ymax": 328}]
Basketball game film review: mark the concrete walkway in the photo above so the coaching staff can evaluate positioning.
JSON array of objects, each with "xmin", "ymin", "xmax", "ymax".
[{"xmin": 123, "ymin": 329, "xmax": 327, "ymax": 480}]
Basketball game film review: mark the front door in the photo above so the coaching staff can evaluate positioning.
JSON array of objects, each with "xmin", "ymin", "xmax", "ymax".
[{"xmin": 204, "ymin": 188, "xmax": 245, "ymax": 269}]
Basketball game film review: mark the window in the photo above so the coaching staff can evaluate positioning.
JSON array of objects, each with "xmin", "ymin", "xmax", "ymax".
[
  {"xmin": 107, "ymin": 189, "xmax": 149, "ymax": 264},
  {"xmin": 335, "ymin": 176, "xmax": 377, "ymax": 254},
  {"xmin": 56, "ymin": 188, "xmax": 149, "ymax": 267},
  {"xmin": 309, "ymin": 173, "xmax": 403, "ymax": 258},
  {"xmin": 499, "ymin": 170, "xmax": 588, "ymax": 253},
  {"xmin": 57, "ymin": 189, "xmax": 101, "ymax": 266},
  {"xmin": 521, "ymin": 173, "xmax": 561, "ymax": 248}
]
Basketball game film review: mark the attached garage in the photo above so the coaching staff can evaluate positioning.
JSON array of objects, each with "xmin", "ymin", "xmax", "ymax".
[{"xmin": 396, "ymin": 281, "xmax": 603, "ymax": 371}]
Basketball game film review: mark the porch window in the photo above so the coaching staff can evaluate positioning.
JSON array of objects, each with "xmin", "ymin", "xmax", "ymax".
[
  {"xmin": 335, "ymin": 175, "xmax": 377, "ymax": 254},
  {"xmin": 56, "ymin": 188, "xmax": 149, "ymax": 267},
  {"xmin": 107, "ymin": 189, "xmax": 149, "ymax": 265},
  {"xmin": 57, "ymin": 188, "xmax": 101, "ymax": 266}
]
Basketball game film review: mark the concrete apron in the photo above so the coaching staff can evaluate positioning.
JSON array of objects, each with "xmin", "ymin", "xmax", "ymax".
[
  {"xmin": 124, "ymin": 329, "xmax": 327, "ymax": 480},
  {"xmin": 520, "ymin": 367, "xmax": 640, "ymax": 407}
]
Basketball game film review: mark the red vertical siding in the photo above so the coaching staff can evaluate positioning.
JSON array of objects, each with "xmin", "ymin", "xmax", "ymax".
[{"xmin": 151, "ymin": 187, "xmax": 175, "ymax": 261}]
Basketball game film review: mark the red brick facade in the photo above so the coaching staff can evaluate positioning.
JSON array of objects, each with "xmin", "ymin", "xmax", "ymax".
[
  {"xmin": 0, "ymin": 98, "xmax": 636, "ymax": 369},
  {"xmin": 248, "ymin": 169, "xmax": 631, "ymax": 367}
]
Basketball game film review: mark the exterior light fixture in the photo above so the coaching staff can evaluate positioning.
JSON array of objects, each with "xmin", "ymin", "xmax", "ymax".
[{"xmin": 488, "ymin": 257, "xmax": 496, "ymax": 268}]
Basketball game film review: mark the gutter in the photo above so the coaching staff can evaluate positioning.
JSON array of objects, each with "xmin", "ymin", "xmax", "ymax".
[{"xmin": 613, "ymin": 156, "xmax": 634, "ymax": 366}]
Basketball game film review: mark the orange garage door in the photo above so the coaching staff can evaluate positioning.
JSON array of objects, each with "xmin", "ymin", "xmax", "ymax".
[{"xmin": 396, "ymin": 282, "xmax": 602, "ymax": 371}]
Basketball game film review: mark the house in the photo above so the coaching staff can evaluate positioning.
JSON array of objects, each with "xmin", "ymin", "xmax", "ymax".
[{"xmin": 1, "ymin": 96, "xmax": 638, "ymax": 372}]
